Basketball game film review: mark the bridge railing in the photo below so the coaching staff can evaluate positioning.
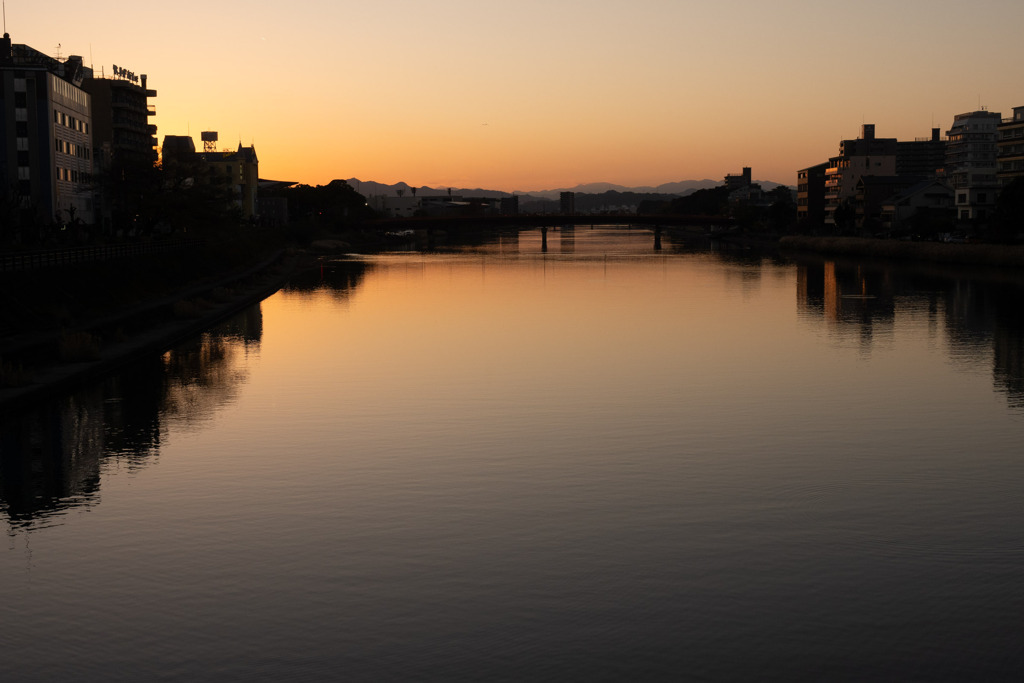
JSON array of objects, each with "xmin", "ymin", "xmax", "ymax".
[{"xmin": 0, "ymin": 239, "xmax": 205, "ymax": 273}]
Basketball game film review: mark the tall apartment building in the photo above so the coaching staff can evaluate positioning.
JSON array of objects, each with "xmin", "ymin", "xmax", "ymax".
[
  {"xmin": 560, "ymin": 191, "xmax": 575, "ymax": 215},
  {"xmin": 796, "ymin": 162, "xmax": 828, "ymax": 227},
  {"xmin": 823, "ymin": 125, "xmax": 897, "ymax": 225},
  {"xmin": 997, "ymin": 106, "xmax": 1024, "ymax": 188},
  {"xmin": 896, "ymin": 128, "xmax": 946, "ymax": 178},
  {"xmin": 82, "ymin": 69, "xmax": 158, "ymax": 233},
  {"xmin": 946, "ymin": 110, "xmax": 1001, "ymax": 221},
  {"xmin": 83, "ymin": 70, "xmax": 158, "ymax": 169},
  {"xmin": 0, "ymin": 33, "xmax": 94, "ymax": 230}
]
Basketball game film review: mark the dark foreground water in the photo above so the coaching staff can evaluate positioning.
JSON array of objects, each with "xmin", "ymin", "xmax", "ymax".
[{"xmin": 2, "ymin": 228, "xmax": 1023, "ymax": 681}]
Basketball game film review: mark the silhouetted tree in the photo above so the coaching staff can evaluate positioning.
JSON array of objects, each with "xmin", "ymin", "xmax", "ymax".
[
  {"xmin": 667, "ymin": 186, "xmax": 730, "ymax": 216},
  {"xmin": 833, "ymin": 199, "xmax": 857, "ymax": 235},
  {"xmin": 262, "ymin": 180, "xmax": 371, "ymax": 241},
  {"xmin": 992, "ymin": 177, "xmax": 1024, "ymax": 243}
]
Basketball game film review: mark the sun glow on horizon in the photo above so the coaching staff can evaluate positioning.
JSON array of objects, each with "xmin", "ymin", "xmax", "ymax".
[{"xmin": 9, "ymin": 0, "xmax": 1024, "ymax": 191}]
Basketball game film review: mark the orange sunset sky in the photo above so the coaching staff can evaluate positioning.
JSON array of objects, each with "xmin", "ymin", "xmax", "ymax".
[{"xmin": 10, "ymin": 0, "xmax": 1024, "ymax": 192}]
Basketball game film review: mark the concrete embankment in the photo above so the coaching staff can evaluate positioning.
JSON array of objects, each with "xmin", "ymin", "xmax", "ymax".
[
  {"xmin": 779, "ymin": 236, "xmax": 1024, "ymax": 268},
  {"xmin": 0, "ymin": 249, "xmax": 304, "ymax": 412}
]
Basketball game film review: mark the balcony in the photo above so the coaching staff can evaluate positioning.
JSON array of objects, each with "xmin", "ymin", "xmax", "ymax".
[{"xmin": 147, "ymin": 105, "xmax": 156, "ymax": 116}]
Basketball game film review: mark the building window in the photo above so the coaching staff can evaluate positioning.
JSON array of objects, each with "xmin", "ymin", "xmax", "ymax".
[{"xmin": 957, "ymin": 193, "xmax": 967, "ymax": 204}]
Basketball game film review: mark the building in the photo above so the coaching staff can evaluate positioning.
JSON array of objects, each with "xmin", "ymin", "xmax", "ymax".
[
  {"xmin": 160, "ymin": 133, "xmax": 259, "ymax": 220},
  {"xmin": 946, "ymin": 110, "xmax": 1001, "ymax": 222},
  {"xmin": 82, "ymin": 69, "xmax": 157, "ymax": 169},
  {"xmin": 854, "ymin": 175, "xmax": 919, "ymax": 231},
  {"xmin": 896, "ymin": 128, "xmax": 946, "ymax": 178},
  {"xmin": 724, "ymin": 167, "xmax": 752, "ymax": 191},
  {"xmin": 824, "ymin": 125, "xmax": 897, "ymax": 226},
  {"xmin": 559, "ymin": 191, "xmax": 575, "ymax": 215},
  {"xmin": 0, "ymin": 33, "xmax": 94, "ymax": 233},
  {"xmin": 161, "ymin": 134, "xmax": 196, "ymax": 164},
  {"xmin": 200, "ymin": 140, "xmax": 259, "ymax": 220},
  {"xmin": 81, "ymin": 68, "xmax": 158, "ymax": 233},
  {"xmin": 880, "ymin": 179, "xmax": 954, "ymax": 232},
  {"xmin": 368, "ymin": 194, "xmax": 421, "ymax": 218},
  {"xmin": 500, "ymin": 195, "xmax": 519, "ymax": 216},
  {"xmin": 997, "ymin": 106, "xmax": 1024, "ymax": 188},
  {"xmin": 796, "ymin": 162, "xmax": 828, "ymax": 227}
]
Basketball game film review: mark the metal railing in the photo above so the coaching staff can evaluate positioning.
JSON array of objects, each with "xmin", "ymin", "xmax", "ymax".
[{"xmin": 0, "ymin": 239, "xmax": 204, "ymax": 273}]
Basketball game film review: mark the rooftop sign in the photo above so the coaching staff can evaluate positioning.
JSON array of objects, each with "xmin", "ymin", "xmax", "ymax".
[{"xmin": 112, "ymin": 64, "xmax": 140, "ymax": 84}]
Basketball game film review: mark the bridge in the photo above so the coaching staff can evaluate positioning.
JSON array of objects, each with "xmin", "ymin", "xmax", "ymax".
[{"xmin": 357, "ymin": 213, "xmax": 735, "ymax": 233}]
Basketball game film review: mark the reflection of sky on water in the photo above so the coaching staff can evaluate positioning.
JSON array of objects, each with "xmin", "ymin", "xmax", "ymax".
[{"xmin": 2, "ymin": 231, "xmax": 1023, "ymax": 681}]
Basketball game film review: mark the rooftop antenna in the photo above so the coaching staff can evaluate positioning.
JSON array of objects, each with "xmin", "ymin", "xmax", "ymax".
[{"xmin": 55, "ymin": 43, "xmax": 61, "ymax": 60}]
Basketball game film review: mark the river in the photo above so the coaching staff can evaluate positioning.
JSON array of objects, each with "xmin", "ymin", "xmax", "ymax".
[{"xmin": 2, "ymin": 227, "xmax": 1023, "ymax": 681}]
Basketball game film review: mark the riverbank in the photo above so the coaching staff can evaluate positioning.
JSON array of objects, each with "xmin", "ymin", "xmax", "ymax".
[
  {"xmin": 0, "ymin": 246, "xmax": 310, "ymax": 412},
  {"xmin": 779, "ymin": 235, "xmax": 1024, "ymax": 268}
]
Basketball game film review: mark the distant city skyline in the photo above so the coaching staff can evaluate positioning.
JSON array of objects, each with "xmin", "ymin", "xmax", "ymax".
[{"xmin": 9, "ymin": 0, "xmax": 1024, "ymax": 191}]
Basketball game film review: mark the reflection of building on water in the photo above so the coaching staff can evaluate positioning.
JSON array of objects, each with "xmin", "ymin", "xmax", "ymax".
[
  {"xmin": 159, "ymin": 307, "xmax": 262, "ymax": 426},
  {"xmin": 0, "ymin": 306, "xmax": 263, "ymax": 528},
  {"xmin": 994, "ymin": 326, "xmax": 1024, "ymax": 408},
  {"xmin": 795, "ymin": 259, "xmax": 1024, "ymax": 406},
  {"xmin": 0, "ymin": 395, "xmax": 104, "ymax": 525},
  {"xmin": 284, "ymin": 260, "xmax": 370, "ymax": 298},
  {"xmin": 560, "ymin": 226, "xmax": 575, "ymax": 254},
  {"xmin": 796, "ymin": 261, "xmax": 896, "ymax": 350}
]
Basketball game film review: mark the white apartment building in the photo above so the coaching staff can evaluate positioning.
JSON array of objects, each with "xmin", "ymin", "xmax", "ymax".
[{"xmin": 945, "ymin": 110, "xmax": 1001, "ymax": 222}]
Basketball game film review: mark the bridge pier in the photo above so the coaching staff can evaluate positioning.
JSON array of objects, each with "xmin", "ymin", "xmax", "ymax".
[{"xmin": 541, "ymin": 227, "xmax": 548, "ymax": 252}]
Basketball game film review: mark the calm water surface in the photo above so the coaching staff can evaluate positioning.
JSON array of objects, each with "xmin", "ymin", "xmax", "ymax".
[{"xmin": 2, "ymin": 228, "xmax": 1024, "ymax": 681}]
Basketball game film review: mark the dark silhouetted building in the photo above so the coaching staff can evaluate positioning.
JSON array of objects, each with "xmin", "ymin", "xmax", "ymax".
[
  {"xmin": 0, "ymin": 33, "xmax": 94, "ymax": 229},
  {"xmin": 797, "ymin": 162, "xmax": 828, "ymax": 227},
  {"xmin": 724, "ymin": 167, "xmax": 752, "ymax": 191},
  {"xmin": 560, "ymin": 191, "xmax": 575, "ymax": 214},
  {"xmin": 160, "ymin": 133, "xmax": 259, "ymax": 219},
  {"xmin": 880, "ymin": 179, "xmax": 954, "ymax": 231},
  {"xmin": 896, "ymin": 128, "xmax": 946, "ymax": 178},
  {"xmin": 824, "ymin": 124, "xmax": 898, "ymax": 226},
  {"xmin": 855, "ymin": 175, "xmax": 919, "ymax": 230},
  {"xmin": 997, "ymin": 106, "xmax": 1024, "ymax": 187},
  {"xmin": 81, "ymin": 68, "xmax": 158, "ymax": 234},
  {"xmin": 500, "ymin": 195, "xmax": 519, "ymax": 216},
  {"xmin": 82, "ymin": 70, "xmax": 157, "ymax": 169}
]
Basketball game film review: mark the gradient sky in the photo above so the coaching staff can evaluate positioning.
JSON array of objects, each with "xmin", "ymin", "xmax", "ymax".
[{"xmin": 10, "ymin": 0, "xmax": 1024, "ymax": 191}]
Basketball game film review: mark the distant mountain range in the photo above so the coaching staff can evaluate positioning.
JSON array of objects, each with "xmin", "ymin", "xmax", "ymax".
[{"xmin": 342, "ymin": 178, "xmax": 789, "ymax": 200}]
